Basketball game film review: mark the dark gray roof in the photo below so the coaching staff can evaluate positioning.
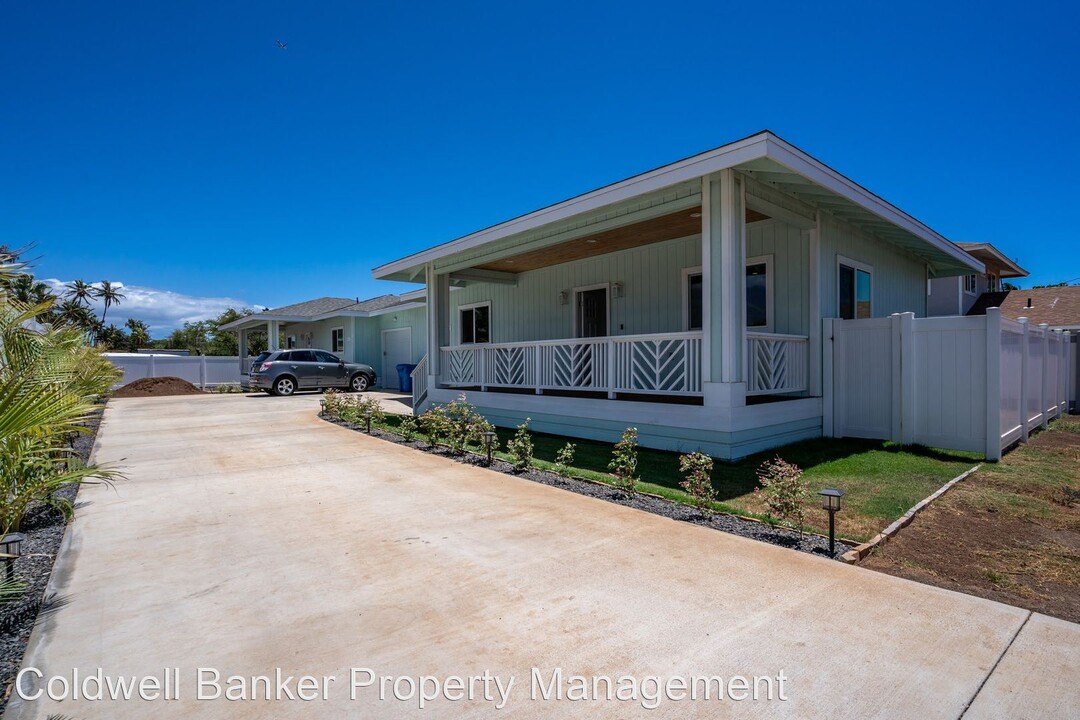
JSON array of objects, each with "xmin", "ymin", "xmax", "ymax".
[
  {"xmin": 266, "ymin": 294, "xmax": 412, "ymax": 317},
  {"xmin": 267, "ymin": 297, "xmax": 363, "ymax": 317}
]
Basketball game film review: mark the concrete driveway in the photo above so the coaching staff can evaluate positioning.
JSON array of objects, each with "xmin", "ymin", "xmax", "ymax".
[{"xmin": 8, "ymin": 394, "xmax": 1078, "ymax": 718}]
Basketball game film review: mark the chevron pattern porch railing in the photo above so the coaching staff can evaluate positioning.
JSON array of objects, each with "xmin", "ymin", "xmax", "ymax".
[{"xmin": 746, "ymin": 332, "xmax": 808, "ymax": 396}]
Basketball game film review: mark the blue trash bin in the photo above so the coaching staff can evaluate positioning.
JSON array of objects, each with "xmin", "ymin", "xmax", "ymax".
[{"xmin": 396, "ymin": 363, "xmax": 417, "ymax": 393}]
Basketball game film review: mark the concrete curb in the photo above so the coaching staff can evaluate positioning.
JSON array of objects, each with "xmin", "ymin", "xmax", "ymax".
[{"xmin": 841, "ymin": 464, "xmax": 982, "ymax": 564}]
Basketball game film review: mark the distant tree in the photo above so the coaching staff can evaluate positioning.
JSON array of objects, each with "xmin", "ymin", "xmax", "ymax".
[
  {"xmin": 94, "ymin": 280, "xmax": 125, "ymax": 326},
  {"xmin": 95, "ymin": 324, "xmax": 128, "ymax": 350},
  {"xmin": 1032, "ymin": 282, "xmax": 1070, "ymax": 289},
  {"xmin": 65, "ymin": 279, "xmax": 95, "ymax": 306},
  {"xmin": 124, "ymin": 318, "xmax": 152, "ymax": 351},
  {"xmin": 1002, "ymin": 281, "xmax": 1020, "ymax": 291},
  {"xmin": 55, "ymin": 299, "xmax": 98, "ymax": 334}
]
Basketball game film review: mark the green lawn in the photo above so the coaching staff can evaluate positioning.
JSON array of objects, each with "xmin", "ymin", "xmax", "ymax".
[{"xmin": 376, "ymin": 414, "xmax": 981, "ymax": 543}]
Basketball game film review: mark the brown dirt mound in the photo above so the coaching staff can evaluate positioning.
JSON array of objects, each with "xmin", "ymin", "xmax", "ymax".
[{"xmin": 113, "ymin": 376, "xmax": 203, "ymax": 398}]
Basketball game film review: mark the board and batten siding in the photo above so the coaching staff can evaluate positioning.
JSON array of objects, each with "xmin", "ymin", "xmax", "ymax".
[
  {"xmin": 445, "ymin": 234, "xmax": 702, "ymax": 344},
  {"xmin": 818, "ymin": 212, "xmax": 928, "ymax": 319},
  {"xmin": 443, "ymin": 217, "xmax": 814, "ymax": 345},
  {"xmin": 746, "ymin": 220, "xmax": 811, "ymax": 337},
  {"xmin": 353, "ymin": 307, "xmax": 428, "ymax": 369}
]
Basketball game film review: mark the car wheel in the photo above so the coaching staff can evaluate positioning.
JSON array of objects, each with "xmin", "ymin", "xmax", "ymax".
[
  {"xmin": 350, "ymin": 374, "xmax": 369, "ymax": 393},
  {"xmin": 273, "ymin": 376, "xmax": 296, "ymax": 397}
]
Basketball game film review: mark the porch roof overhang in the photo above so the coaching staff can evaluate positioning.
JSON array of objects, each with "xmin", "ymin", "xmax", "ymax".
[
  {"xmin": 956, "ymin": 242, "xmax": 1028, "ymax": 278},
  {"xmin": 372, "ymin": 131, "xmax": 983, "ymax": 283}
]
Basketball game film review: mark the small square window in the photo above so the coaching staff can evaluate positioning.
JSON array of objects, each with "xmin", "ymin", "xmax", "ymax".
[
  {"xmin": 459, "ymin": 304, "xmax": 490, "ymax": 344},
  {"xmin": 331, "ymin": 328, "xmax": 344, "ymax": 353}
]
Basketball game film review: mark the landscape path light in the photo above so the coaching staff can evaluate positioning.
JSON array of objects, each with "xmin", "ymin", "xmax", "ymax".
[
  {"xmin": 0, "ymin": 532, "xmax": 25, "ymax": 582},
  {"xmin": 818, "ymin": 488, "xmax": 843, "ymax": 556},
  {"xmin": 364, "ymin": 408, "xmax": 373, "ymax": 434},
  {"xmin": 482, "ymin": 431, "xmax": 496, "ymax": 466}
]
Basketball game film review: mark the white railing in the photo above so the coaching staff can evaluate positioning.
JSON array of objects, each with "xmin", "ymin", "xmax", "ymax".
[
  {"xmin": 441, "ymin": 331, "xmax": 705, "ymax": 397},
  {"xmin": 410, "ymin": 355, "xmax": 429, "ymax": 407},
  {"xmin": 746, "ymin": 332, "xmax": 809, "ymax": 396}
]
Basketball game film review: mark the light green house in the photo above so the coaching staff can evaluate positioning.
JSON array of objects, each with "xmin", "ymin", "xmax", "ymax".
[
  {"xmin": 222, "ymin": 293, "xmax": 427, "ymax": 390},
  {"xmin": 372, "ymin": 131, "xmax": 982, "ymax": 459}
]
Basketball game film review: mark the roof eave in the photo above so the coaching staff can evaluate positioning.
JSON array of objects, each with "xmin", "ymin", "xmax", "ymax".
[{"xmin": 373, "ymin": 131, "xmax": 984, "ymax": 280}]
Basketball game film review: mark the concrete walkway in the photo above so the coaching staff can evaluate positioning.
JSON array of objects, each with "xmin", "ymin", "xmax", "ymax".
[{"xmin": 7, "ymin": 394, "xmax": 1078, "ymax": 718}]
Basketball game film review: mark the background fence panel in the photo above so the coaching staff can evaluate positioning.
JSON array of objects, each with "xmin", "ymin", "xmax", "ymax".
[
  {"xmin": 104, "ymin": 354, "xmax": 243, "ymax": 388},
  {"xmin": 828, "ymin": 309, "xmax": 1074, "ymax": 459}
]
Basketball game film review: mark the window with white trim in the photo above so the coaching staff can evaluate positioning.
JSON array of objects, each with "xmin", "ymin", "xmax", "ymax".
[
  {"xmin": 838, "ymin": 258, "xmax": 872, "ymax": 320},
  {"xmin": 331, "ymin": 327, "xmax": 344, "ymax": 353},
  {"xmin": 459, "ymin": 302, "xmax": 490, "ymax": 344},
  {"xmin": 683, "ymin": 257, "xmax": 772, "ymax": 332},
  {"xmin": 963, "ymin": 274, "xmax": 978, "ymax": 294},
  {"xmin": 286, "ymin": 335, "xmax": 297, "ymax": 349}
]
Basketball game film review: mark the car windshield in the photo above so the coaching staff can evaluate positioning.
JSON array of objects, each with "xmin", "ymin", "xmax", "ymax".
[{"xmin": 252, "ymin": 352, "xmax": 271, "ymax": 365}]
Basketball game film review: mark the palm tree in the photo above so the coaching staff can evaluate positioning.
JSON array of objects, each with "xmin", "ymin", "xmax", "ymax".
[
  {"xmin": 56, "ymin": 300, "xmax": 97, "ymax": 335},
  {"xmin": 124, "ymin": 318, "xmax": 151, "ymax": 350},
  {"xmin": 65, "ymin": 280, "xmax": 95, "ymax": 307},
  {"xmin": 93, "ymin": 281, "xmax": 125, "ymax": 327}
]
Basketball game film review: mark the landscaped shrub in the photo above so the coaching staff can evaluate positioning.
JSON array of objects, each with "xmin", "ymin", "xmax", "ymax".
[
  {"xmin": 419, "ymin": 408, "xmax": 450, "ymax": 448},
  {"xmin": 321, "ymin": 389, "xmax": 345, "ymax": 418},
  {"xmin": 754, "ymin": 456, "xmax": 809, "ymax": 534},
  {"xmin": 441, "ymin": 394, "xmax": 494, "ymax": 455},
  {"xmin": 554, "ymin": 442, "xmax": 576, "ymax": 477},
  {"xmin": 608, "ymin": 427, "xmax": 639, "ymax": 494},
  {"xmin": 679, "ymin": 451, "xmax": 716, "ymax": 511},
  {"xmin": 506, "ymin": 419, "xmax": 534, "ymax": 472},
  {"xmin": 397, "ymin": 415, "xmax": 419, "ymax": 442}
]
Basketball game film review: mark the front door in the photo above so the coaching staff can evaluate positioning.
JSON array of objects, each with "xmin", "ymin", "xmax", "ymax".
[
  {"xmin": 576, "ymin": 287, "xmax": 608, "ymax": 338},
  {"xmin": 382, "ymin": 328, "xmax": 412, "ymax": 390}
]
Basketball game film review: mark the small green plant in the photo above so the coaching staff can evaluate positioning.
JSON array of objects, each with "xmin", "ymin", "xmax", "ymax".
[
  {"xmin": 441, "ymin": 394, "xmax": 492, "ymax": 455},
  {"xmin": 419, "ymin": 408, "xmax": 450, "ymax": 448},
  {"xmin": 357, "ymin": 396, "xmax": 385, "ymax": 432},
  {"xmin": 507, "ymin": 419, "xmax": 534, "ymax": 472},
  {"xmin": 554, "ymin": 442, "xmax": 576, "ymax": 477},
  {"xmin": 321, "ymin": 389, "xmax": 345, "ymax": 418},
  {"xmin": 679, "ymin": 451, "xmax": 716, "ymax": 511},
  {"xmin": 397, "ymin": 415, "xmax": 419, "ymax": 442},
  {"xmin": 608, "ymin": 427, "xmax": 639, "ymax": 493},
  {"xmin": 754, "ymin": 456, "xmax": 809, "ymax": 535}
]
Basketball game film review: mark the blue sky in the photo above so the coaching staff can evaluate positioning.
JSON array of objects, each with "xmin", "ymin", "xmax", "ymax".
[{"xmin": 3, "ymin": 1, "xmax": 1078, "ymax": 333}]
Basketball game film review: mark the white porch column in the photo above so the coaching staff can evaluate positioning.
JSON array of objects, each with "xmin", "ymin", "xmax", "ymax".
[
  {"xmin": 267, "ymin": 320, "xmax": 280, "ymax": 351},
  {"xmin": 702, "ymin": 168, "xmax": 746, "ymax": 407},
  {"xmin": 238, "ymin": 327, "xmax": 248, "ymax": 374},
  {"xmin": 807, "ymin": 217, "xmax": 822, "ymax": 397},
  {"xmin": 426, "ymin": 263, "xmax": 450, "ymax": 384}
]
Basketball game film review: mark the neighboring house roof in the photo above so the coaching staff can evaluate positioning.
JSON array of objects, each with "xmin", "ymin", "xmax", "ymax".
[
  {"xmin": 373, "ymin": 130, "xmax": 983, "ymax": 283},
  {"xmin": 219, "ymin": 290, "xmax": 428, "ymax": 331},
  {"xmin": 956, "ymin": 242, "xmax": 1028, "ymax": 278},
  {"xmin": 967, "ymin": 286, "xmax": 1080, "ymax": 329}
]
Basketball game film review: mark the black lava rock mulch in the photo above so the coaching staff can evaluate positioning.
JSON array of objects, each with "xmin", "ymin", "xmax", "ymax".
[
  {"xmin": 325, "ymin": 415, "xmax": 851, "ymax": 560},
  {"xmin": 0, "ymin": 409, "xmax": 102, "ymax": 712}
]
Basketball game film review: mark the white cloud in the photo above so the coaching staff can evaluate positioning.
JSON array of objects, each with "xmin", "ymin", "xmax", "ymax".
[{"xmin": 43, "ymin": 279, "xmax": 263, "ymax": 335}]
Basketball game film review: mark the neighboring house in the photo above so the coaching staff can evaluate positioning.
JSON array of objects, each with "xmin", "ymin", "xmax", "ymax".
[
  {"xmin": 927, "ymin": 242, "xmax": 1028, "ymax": 316},
  {"xmin": 221, "ymin": 293, "xmax": 427, "ymax": 390},
  {"xmin": 967, "ymin": 285, "xmax": 1080, "ymax": 332},
  {"xmin": 371, "ymin": 131, "xmax": 983, "ymax": 459}
]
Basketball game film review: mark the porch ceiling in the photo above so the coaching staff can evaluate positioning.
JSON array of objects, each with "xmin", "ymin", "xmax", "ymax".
[{"xmin": 473, "ymin": 207, "xmax": 767, "ymax": 273}]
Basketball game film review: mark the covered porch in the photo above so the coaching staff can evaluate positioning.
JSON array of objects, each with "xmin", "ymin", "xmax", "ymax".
[{"xmin": 376, "ymin": 132, "xmax": 979, "ymax": 458}]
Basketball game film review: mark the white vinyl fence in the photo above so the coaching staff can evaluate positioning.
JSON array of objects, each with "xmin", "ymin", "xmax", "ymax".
[
  {"xmin": 104, "ymin": 353, "xmax": 244, "ymax": 389},
  {"xmin": 824, "ymin": 309, "xmax": 1073, "ymax": 460}
]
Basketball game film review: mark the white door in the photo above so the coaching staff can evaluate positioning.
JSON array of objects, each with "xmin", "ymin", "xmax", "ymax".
[{"xmin": 381, "ymin": 328, "xmax": 412, "ymax": 390}]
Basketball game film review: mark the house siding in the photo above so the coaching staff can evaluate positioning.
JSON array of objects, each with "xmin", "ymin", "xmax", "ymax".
[
  {"xmin": 443, "ymin": 217, "xmax": 813, "ymax": 345},
  {"xmin": 283, "ymin": 318, "xmax": 354, "ymax": 360},
  {"xmin": 819, "ymin": 212, "xmax": 928, "ymax": 318}
]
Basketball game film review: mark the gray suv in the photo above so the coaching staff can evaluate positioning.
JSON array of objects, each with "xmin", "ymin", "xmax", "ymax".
[{"xmin": 248, "ymin": 349, "xmax": 377, "ymax": 396}]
